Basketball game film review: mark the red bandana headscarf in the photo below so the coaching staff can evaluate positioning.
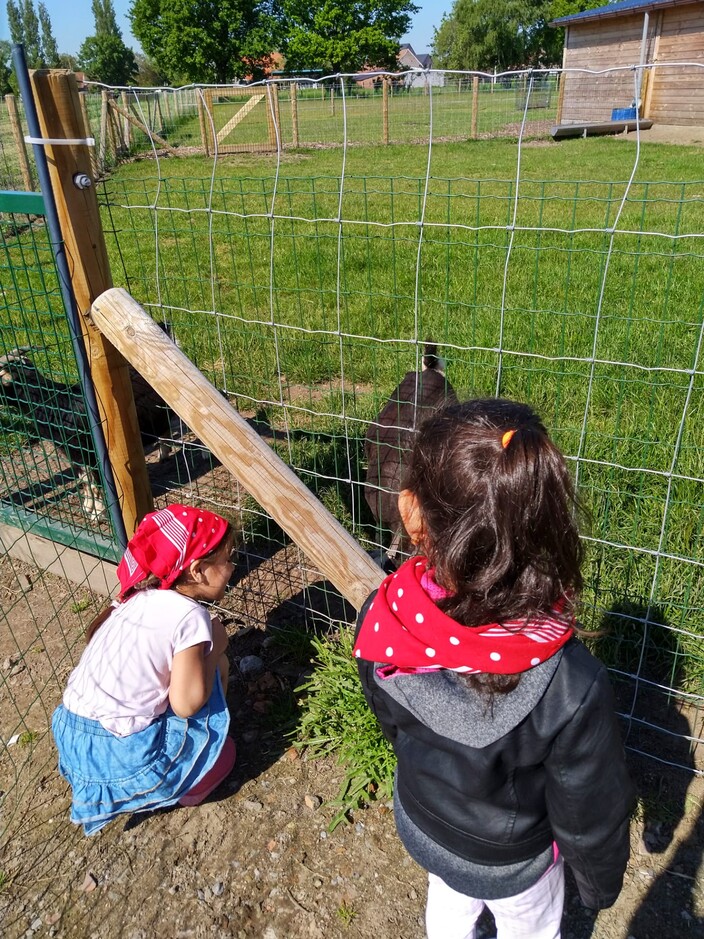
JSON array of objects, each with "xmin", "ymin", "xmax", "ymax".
[
  {"xmin": 116, "ymin": 504, "xmax": 229, "ymax": 599},
  {"xmin": 353, "ymin": 556, "xmax": 574, "ymax": 675}
]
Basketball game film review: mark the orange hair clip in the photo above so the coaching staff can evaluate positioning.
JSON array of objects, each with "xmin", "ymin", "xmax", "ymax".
[{"xmin": 501, "ymin": 429, "xmax": 516, "ymax": 449}]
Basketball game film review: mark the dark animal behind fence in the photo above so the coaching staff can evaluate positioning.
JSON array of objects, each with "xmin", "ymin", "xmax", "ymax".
[{"xmin": 364, "ymin": 344, "xmax": 458, "ymax": 559}]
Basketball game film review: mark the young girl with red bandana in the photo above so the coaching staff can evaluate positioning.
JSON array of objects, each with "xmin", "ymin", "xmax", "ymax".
[
  {"xmin": 52, "ymin": 504, "xmax": 237, "ymax": 834},
  {"xmin": 354, "ymin": 399, "xmax": 634, "ymax": 939}
]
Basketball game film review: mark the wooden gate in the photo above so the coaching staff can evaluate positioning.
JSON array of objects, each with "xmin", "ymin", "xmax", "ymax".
[{"xmin": 202, "ymin": 85, "xmax": 280, "ymax": 154}]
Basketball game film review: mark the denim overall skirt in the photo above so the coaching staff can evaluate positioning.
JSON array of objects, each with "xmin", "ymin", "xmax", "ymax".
[{"xmin": 52, "ymin": 676, "xmax": 230, "ymax": 835}]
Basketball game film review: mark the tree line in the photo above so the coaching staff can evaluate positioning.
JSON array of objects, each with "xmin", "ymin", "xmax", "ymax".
[
  {"xmin": 2, "ymin": 0, "xmax": 608, "ymax": 92},
  {"xmin": 2, "ymin": 0, "xmax": 142, "ymax": 90},
  {"xmin": 433, "ymin": 1, "xmax": 609, "ymax": 73}
]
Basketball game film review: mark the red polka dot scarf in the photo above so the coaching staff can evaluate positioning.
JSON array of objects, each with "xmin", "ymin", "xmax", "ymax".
[
  {"xmin": 354, "ymin": 556, "xmax": 574, "ymax": 675},
  {"xmin": 116, "ymin": 504, "xmax": 229, "ymax": 598}
]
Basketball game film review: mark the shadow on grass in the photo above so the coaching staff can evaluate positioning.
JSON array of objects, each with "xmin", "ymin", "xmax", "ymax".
[{"xmin": 593, "ymin": 601, "xmax": 697, "ymax": 848}]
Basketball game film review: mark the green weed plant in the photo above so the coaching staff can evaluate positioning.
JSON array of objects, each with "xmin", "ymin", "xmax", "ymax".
[{"xmin": 296, "ymin": 627, "xmax": 396, "ymax": 830}]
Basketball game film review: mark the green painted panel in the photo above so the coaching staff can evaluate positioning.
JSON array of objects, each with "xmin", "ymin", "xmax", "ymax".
[{"xmin": 0, "ymin": 190, "xmax": 45, "ymax": 215}]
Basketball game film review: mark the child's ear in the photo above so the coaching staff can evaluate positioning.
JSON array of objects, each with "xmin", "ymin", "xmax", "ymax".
[
  {"xmin": 398, "ymin": 489, "xmax": 424, "ymax": 545},
  {"xmin": 187, "ymin": 559, "xmax": 204, "ymax": 583}
]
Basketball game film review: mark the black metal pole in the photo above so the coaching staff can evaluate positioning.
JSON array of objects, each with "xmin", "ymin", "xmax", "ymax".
[{"xmin": 11, "ymin": 44, "xmax": 128, "ymax": 550}]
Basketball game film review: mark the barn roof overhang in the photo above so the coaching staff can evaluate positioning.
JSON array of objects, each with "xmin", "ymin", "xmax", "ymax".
[{"xmin": 551, "ymin": 0, "xmax": 692, "ymax": 28}]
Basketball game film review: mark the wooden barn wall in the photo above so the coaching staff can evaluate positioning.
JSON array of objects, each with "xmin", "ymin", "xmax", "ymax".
[
  {"xmin": 560, "ymin": 15, "xmax": 650, "ymax": 124},
  {"xmin": 559, "ymin": 4, "xmax": 704, "ymax": 126},
  {"xmin": 648, "ymin": 4, "xmax": 704, "ymax": 125}
]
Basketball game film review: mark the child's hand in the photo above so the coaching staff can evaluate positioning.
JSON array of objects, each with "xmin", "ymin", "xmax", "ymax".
[{"xmin": 210, "ymin": 615, "xmax": 229, "ymax": 658}]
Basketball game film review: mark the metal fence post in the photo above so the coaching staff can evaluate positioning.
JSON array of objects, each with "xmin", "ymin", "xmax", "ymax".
[{"xmin": 14, "ymin": 50, "xmax": 154, "ymax": 541}]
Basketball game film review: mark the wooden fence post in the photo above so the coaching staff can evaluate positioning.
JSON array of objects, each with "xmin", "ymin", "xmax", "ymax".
[
  {"xmin": 108, "ymin": 100, "xmax": 123, "ymax": 154},
  {"xmin": 29, "ymin": 69, "xmax": 153, "ymax": 535},
  {"xmin": 162, "ymin": 90, "xmax": 172, "ymax": 127},
  {"xmin": 99, "ymin": 88, "xmax": 108, "ymax": 170},
  {"xmin": 120, "ymin": 91, "xmax": 132, "ymax": 148},
  {"xmin": 291, "ymin": 82, "xmax": 299, "ymax": 148},
  {"xmin": 197, "ymin": 91, "xmax": 210, "ymax": 156},
  {"xmin": 156, "ymin": 94, "xmax": 166, "ymax": 135},
  {"xmin": 382, "ymin": 77, "xmax": 389, "ymax": 145},
  {"xmin": 266, "ymin": 83, "xmax": 278, "ymax": 149},
  {"xmin": 91, "ymin": 287, "xmax": 385, "ymax": 611},
  {"xmin": 471, "ymin": 76, "xmax": 479, "ymax": 139},
  {"xmin": 272, "ymin": 82, "xmax": 281, "ymax": 145},
  {"xmin": 79, "ymin": 92, "xmax": 99, "ymax": 178},
  {"xmin": 555, "ymin": 71, "xmax": 566, "ymax": 125},
  {"xmin": 4, "ymin": 94, "xmax": 33, "ymax": 191}
]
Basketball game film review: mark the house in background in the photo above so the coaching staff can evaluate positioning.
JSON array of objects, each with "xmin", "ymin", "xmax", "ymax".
[
  {"xmin": 398, "ymin": 44, "xmax": 431, "ymax": 71},
  {"xmin": 353, "ymin": 43, "xmax": 444, "ymax": 90},
  {"xmin": 398, "ymin": 44, "xmax": 444, "ymax": 90},
  {"xmin": 552, "ymin": 0, "xmax": 704, "ymax": 127}
]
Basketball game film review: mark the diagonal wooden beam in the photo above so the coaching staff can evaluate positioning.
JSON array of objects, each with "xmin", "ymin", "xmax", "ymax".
[
  {"xmin": 107, "ymin": 98, "xmax": 178, "ymax": 154},
  {"xmin": 216, "ymin": 94, "xmax": 265, "ymax": 144},
  {"xmin": 90, "ymin": 287, "xmax": 385, "ymax": 611}
]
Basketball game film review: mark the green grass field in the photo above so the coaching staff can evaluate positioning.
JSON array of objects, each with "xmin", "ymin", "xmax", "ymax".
[{"xmin": 1, "ymin": 130, "xmax": 703, "ymax": 693}]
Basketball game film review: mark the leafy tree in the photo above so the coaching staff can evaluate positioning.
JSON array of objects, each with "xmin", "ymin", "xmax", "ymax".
[
  {"xmin": 6, "ymin": 1, "xmax": 23, "ymax": 45},
  {"xmin": 58, "ymin": 52, "xmax": 79, "ymax": 70},
  {"xmin": 37, "ymin": 2, "xmax": 59, "ymax": 67},
  {"xmin": 0, "ymin": 39, "xmax": 14, "ymax": 94},
  {"xmin": 92, "ymin": 0, "xmax": 120, "ymax": 34},
  {"xmin": 78, "ymin": 0, "xmax": 137, "ymax": 85},
  {"xmin": 431, "ymin": 0, "xmax": 605, "ymax": 71},
  {"xmin": 6, "ymin": 0, "xmax": 68, "ymax": 71},
  {"xmin": 133, "ymin": 52, "xmax": 171, "ymax": 87},
  {"xmin": 129, "ymin": 0, "xmax": 280, "ymax": 84},
  {"xmin": 281, "ymin": 0, "xmax": 419, "ymax": 75},
  {"xmin": 79, "ymin": 34, "xmax": 138, "ymax": 84},
  {"xmin": 6, "ymin": 0, "xmax": 42, "ymax": 67}
]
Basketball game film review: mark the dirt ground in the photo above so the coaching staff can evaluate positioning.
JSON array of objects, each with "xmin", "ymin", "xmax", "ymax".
[
  {"xmin": 624, "ymin": 123, "xmax": 704, "ymax": 146},
  {"xmin": 0, "ymin": 548, "xmax": 702, "ymax": 939}
]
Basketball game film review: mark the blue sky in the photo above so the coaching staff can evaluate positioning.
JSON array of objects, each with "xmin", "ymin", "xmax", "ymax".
[{"xmin": 0, "ymin": 1, "xmax": 453, "ymax": 59}]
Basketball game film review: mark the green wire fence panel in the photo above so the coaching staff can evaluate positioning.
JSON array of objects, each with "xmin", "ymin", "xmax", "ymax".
[
  {"xmin": 0, "ymin": 193, "xmax": 126, "ymax": 859},
  {"xmin": 0, "ymin": 191, "xmax": 122, "ymax": 560},
  {"xmin": 0, "ymin": 95, "xmax": 36, "ymax": 192}
]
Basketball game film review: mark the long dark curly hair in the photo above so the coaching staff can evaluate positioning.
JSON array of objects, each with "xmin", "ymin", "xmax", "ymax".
[{"xmin": 403, "ymin": 398, "xmax": 585, "ymax": 693}]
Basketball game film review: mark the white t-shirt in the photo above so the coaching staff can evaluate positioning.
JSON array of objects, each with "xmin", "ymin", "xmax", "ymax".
[{"xmin": 63, "ymin": 589, "xmax": 213, "ymax": 737}]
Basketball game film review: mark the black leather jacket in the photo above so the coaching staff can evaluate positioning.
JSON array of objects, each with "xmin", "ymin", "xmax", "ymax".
[{"xmin": 356, "ymin": 609, "xmax": 635, "ymax": 910}]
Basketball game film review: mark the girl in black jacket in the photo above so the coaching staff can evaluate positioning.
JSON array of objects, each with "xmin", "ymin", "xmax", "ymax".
[{"xmin": 355, "ymin": 398, "xmax": 634, "ymax": 939}]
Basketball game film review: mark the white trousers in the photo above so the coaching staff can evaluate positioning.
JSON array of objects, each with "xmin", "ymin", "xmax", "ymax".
[{"xmin": 425, "ymin": 857, "xmax": 565, "ymax": 939}]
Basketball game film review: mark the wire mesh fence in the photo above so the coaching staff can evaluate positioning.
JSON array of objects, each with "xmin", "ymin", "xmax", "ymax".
[
  {"xmin": 0, "ymin": 65, "xmax": 703, "ymax": 881},
  {"xmin": 96, "ymin": 66, "xmax": 704, "ymax": 772},
  {"xmin": 0, "ymin": 71, "xmax": 562, "ymax": 185},
  {"xmin": 1, "ymin": 64, "xmax": 702, "ymax": 186},
  {"xmin": 0, "ymin": 192, "xmax": 124, "ymax": 557},
  {"xmin": 0, "ymin": 94, "xmax": 35, "ymax": 192}
]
